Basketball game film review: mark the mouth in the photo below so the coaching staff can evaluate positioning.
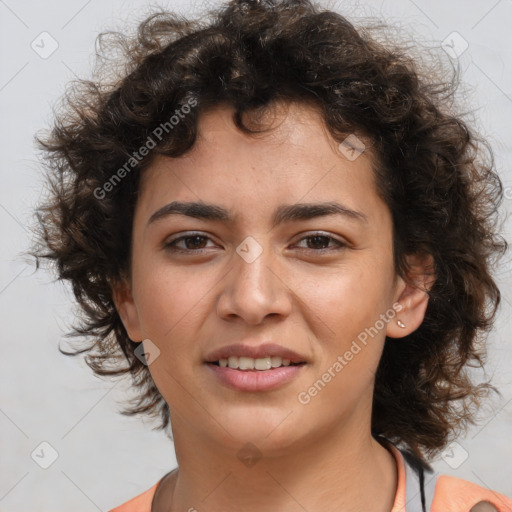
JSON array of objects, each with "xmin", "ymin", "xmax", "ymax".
[
  {"xmin": 206, "ymin": 356, "xmax": 306, "ymax": 371},
  {"xmin": 205, "ymin": 357, "xmax": 307, "ymax": 392},
  {"xmin": 203, "ymin": 342, "xmax": 308, "ymax": 391},
  {"xmin": 204, "ymin": 342, "xmax": 308, "ymax": 368}
]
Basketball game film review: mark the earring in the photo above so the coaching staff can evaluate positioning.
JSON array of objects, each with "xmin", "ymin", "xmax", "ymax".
[{"xmin": 397, "ymin": 319, "xmax": 406, "ymax": 328}]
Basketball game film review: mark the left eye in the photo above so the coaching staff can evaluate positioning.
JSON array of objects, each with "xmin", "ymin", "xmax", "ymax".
[{"xmin": 294, "ymin": 234, "xmax": 346, "ymax": 251}]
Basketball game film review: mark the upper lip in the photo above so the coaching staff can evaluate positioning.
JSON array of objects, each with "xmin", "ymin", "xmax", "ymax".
[{"xmin": 205, "ymin": 342, "xmax": 307, "ymax": 364}]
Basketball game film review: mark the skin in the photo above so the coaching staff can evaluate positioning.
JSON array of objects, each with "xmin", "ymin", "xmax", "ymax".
[{"xmin": 113, "ymin": 100, "xmax": 434, "ymax": 512}]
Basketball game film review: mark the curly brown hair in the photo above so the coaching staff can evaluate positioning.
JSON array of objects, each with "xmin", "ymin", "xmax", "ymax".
[{"xmin": 32, "ymin": 0, "xmax": 507, "ymax": 464}]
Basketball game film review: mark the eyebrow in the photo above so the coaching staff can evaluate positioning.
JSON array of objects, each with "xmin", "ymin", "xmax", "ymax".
[{"xmin": 146, "ymin": 200, "xmax": 368, "ymax": 229}]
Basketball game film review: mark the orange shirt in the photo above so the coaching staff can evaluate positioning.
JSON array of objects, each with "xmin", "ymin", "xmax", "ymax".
[{"xmin": 109, "ymin": 444, "xmax": 512, "ymax": 512}]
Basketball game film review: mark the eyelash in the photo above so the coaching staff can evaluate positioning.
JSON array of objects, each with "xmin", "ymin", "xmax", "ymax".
[{"xmin": 163, "ymin": 232, "xmax": 347, "ymax": 254}]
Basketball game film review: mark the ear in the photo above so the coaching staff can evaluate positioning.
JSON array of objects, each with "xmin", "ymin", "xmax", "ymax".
[
  {"xmin": 386, "ymin": 252, "xmax": 435, "ymax": 339},
  {"xmin": 111, "ymin": 276, "xmax": 143, "ymax": 342}
]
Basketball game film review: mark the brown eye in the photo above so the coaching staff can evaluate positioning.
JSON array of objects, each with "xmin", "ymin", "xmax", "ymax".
[
  {"xmin": 164, "ymin": 233, "xmax": 215, "ymax": 252},
  {"xmin": 305, "ymin": 235, "xmax": 332, "ymax": 250},
  {"xmin": 295, "ymin": 233, "xmax": 346, "ymax": 252}
]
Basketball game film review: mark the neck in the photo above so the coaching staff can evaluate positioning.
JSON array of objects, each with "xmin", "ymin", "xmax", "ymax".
[{"xmin": 151, "ymin": 420, "xmax": 398, "ymax": 512}]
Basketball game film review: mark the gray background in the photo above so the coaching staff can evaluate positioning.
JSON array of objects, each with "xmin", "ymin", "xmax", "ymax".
[{"xmin": 0, "ymin": 0, "xmax": 511, "ymax": 510}]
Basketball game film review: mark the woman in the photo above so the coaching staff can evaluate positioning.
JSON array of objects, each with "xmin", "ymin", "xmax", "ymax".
[{"xmin": 33, "ymin": 0, "xmax": 512, "ymax": 510}]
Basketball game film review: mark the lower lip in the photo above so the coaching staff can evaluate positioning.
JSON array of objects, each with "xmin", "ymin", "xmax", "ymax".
[{"xmin": 205, "ymin": 363, "xmax": 306, "ymax": 392}]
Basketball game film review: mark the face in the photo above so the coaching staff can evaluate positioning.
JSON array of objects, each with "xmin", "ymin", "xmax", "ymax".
[{"xmin": 114, "ymin": 100, "xmax": 420, "ymax": 457}]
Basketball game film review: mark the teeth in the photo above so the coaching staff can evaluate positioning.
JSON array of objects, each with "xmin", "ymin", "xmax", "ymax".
[
  {"xmin": 218, "ymin": 356, "xmax": 296, "ymax": 370},
  {"xmin": 238, "ymin": 356, "xmax": 254, "ymax": 370}
]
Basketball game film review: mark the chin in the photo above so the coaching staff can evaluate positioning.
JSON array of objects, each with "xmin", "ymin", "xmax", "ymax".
[{"xmin": 208, "ymin": 406, "xmax": 309, "ymax": 451}]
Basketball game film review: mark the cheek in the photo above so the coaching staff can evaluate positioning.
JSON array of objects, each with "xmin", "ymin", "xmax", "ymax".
[
  {"xmin": 133, "ymin": 263, "xmax": 209, "ymax": 407},
  {"xmin": 297, "ymin": 264, "xmax": 393, "ymax": 378},
  {"xmin": 296, "ymin": 266, "xmax": 388, "ymax": 331},
  {"xmin": 305, "ymin": 274, "xmax": 389, "ymax": 399},
  {"xmin": 132, "ymin": 253, "xmax": 212, "ymax": 339}
]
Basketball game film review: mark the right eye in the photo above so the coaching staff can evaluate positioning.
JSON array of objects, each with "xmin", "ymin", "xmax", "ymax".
[{"xmin": 164, "ymin": 233, "xmax": 217, "ymax": 253}]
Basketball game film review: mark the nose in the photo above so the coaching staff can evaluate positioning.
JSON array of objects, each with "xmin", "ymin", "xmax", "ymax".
[{"xmin": 216, "ymin": 240, "xmax": 293, "ymax": 325}]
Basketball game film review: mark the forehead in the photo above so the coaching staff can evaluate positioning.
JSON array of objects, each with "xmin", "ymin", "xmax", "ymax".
[{"xmin": 136, "ymin": 101, "xmax": 381, "ymax": 222}]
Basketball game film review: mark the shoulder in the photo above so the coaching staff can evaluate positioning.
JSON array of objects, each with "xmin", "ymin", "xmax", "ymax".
[
  {"xmin": 108, "ymin": 481, "xmax": 159, "ymax": 512},
  {"xmin": 386, "ymin": 440, "xmax": 512, "ymax": 512},
  {"xmin": 431, "ymin": 474, "xmax": 512, "ymax": 512}
]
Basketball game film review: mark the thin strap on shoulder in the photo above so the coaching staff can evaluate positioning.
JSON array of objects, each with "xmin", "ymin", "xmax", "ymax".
[
  {"xmin": 401, "ymin": 449, "xmax": 438, "ymax": 512},
  {"xmin": 422, "ymin": 469, "xmax": 438, "ymax": 512},
  {"xmin": 402, "ymin": 450, "xmax": 426, "ymax": 512}
]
